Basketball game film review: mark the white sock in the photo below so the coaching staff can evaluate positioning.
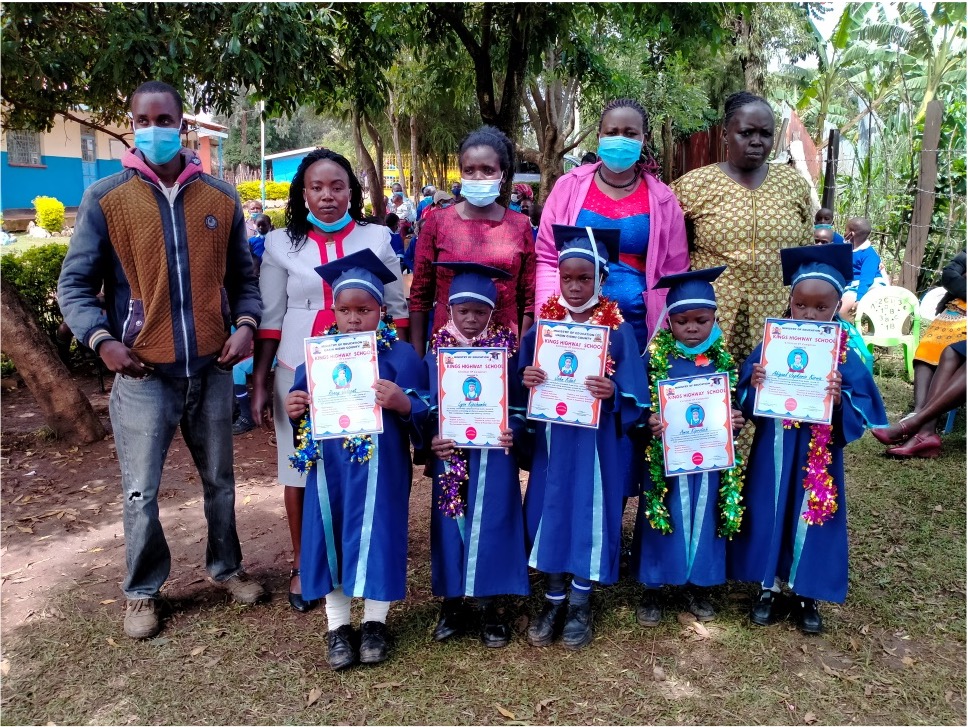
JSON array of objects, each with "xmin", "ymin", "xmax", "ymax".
[
  {"xmin": 363, "ymin": 598, "xmax": 391, "ymax": 623},
  {"xmin": 324, "ymin": 587, "xmax": 352, "ymax": 630}
]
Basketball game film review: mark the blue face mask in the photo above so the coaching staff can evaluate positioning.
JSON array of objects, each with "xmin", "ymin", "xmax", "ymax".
[
  {"xmin": 460, "ymin": 177, "xmax": 502, "ymax": 207},
  {"xmin": 307, "ymin": 209, "xmax": 352, "ymax": 233},
  {"xmin": 134, "ymin": 126, "xmax": 182, "ymax": 166},
  {"xmin": 674, "ymin": 320, "xmax": 723, "ymax": 356},
  {"xmin": 597, "ymin": 135, "xmax": 643, "ymax": 174}
]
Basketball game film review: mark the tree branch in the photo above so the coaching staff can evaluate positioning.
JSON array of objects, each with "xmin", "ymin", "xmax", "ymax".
[{"xmin": 563, "ymin": 123, "xmax": 596, "ymax": 154}]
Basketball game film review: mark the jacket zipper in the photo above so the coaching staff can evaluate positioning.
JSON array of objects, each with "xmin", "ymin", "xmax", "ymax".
[
  {"xmin": 147, "ymin": 176, "xmax": 195, "ymax": 376},
  {"xmin": 121, "ymin": 299, "xmax": 134, "ymax": 344}
]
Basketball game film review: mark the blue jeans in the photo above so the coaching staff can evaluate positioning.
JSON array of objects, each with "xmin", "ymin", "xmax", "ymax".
[{"xmin": 109, "ymin": 363, "xmax": 243, "ymax": 599}]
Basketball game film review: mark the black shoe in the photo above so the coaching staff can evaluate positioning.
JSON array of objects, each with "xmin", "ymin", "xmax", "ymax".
[
  {"xmin": 288, "ymin": 568, "xmax": 318, "ymax": 613},
  {"xmin": 685, "ymin": 588, "xmax": 716, "ymax": 622},
  {"xmin": 433, "ymin": 598, "xmax": 466, "ymax": 642},
  {"xmin": 480, "ymin": 603, "xmax": 510, "ymax": 648},
  {"xmin": 561, "ymin": 602, "xmax": 593, "ymax": 650},
  {"xmin": 359, "ymin": 621, "xmax": 390, "ymax": 664},
  {"xmin": 327, "ymin": 625, "xmax": 358, "ymax": 671},
  {"xmin": 750, "ymin": 589, "xmax": 777, "ymax": 626},
  {"xmin": 636, "ymin": 591, "xmax": 663, "ymax": 627},
  {"xmin": 232, "ymin": 414, "xmax": 256, "ymax": 435},
  {"xmin": 527, "ymin": 600, "xmax": 566, "ymax": 647},
  {"xmin": 795, "ymin": 596, "xmax": 823, "ymax": 634}
]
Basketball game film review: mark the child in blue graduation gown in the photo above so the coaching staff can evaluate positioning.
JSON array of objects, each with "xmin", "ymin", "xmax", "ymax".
[
  {"xmin": 285, "ymin": 249, "xmax": 429, "ymax": 670},
  {"xmin": 423, "ymin": 262, "xmax": 530, "ymax": 648},
  {"xmin": 632, "ymin": 266, "xmax": 747, "ymax": 627},
  {"xmin": 521, "ymin": 224, "xmax": 649, "ymax": 650},
  {"xmin": 729, "ymin": 245, "xmax": 887, "ymax": 634}
]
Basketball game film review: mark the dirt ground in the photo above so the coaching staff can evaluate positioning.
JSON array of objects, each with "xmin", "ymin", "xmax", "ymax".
[{"xmin": 0, "ymin": 372, "xmax": 436, "ymax": 635}]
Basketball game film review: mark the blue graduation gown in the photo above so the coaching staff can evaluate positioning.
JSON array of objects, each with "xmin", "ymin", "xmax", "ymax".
[
  {"xmin": 631, "ymin": 353, "xmax": 735, "ymax": 587},
  {"xmin": 296, "ymin": 341, "xmax": 429, "ymax": 602},
  {"xmin": 423, "ymin": 349, "xmax": 530, "ymax": 599},
  {"xmin": 727, "ymin": 342, "xmax": 887, "ymax": 603},
  {"xmin": 520, "ymin": 320, "xmax": 649, "ymax": 585}
]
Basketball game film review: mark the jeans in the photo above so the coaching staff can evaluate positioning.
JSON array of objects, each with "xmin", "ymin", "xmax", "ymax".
[{"xmin": 110, "ymin": 363, "xmax": 243, "ymax": 599}]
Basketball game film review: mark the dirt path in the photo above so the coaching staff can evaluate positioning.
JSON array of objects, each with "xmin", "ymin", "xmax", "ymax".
[{"xmin": 0, "ymin": 373, "xmax": 392, "ymax": 634}]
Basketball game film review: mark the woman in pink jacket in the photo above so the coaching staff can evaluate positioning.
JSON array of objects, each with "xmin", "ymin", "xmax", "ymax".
[{"xmin": 535, "ymin": 98, "xmax": 689, "ymax": 353}]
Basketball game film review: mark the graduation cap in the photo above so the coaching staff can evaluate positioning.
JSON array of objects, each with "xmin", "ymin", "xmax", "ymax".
[
  {"xmin": 315, "ymin": 248, "xmax": 398, "ymax": 305},
  {"xmin": 552, "ymin": 224, "xmax": 621, "ymax": 278},
  {"xmin": 433, "ymin": 262, "xmax": 511, "ymax": 308},
  {"xmin": 780, "ymin": 244, "xmax": 853, "ymax": 296},
  {"xmin": 653, "ymin": 266, "xmax": 727, "ymax": 315}
]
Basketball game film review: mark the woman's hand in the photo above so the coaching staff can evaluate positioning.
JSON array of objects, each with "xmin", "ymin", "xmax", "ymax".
[
  {"xmin": 731, "ymin": 407, "xmax": 746, "ymax": 432},
  {"xmin": 251, "ymin": 380, "xmax": 273, "ymax": 430},
  {"xmin": 285, "ymin": 390, "xmax": 310, "ymax": 421},
  {"xmin": 431, "ymin": 435, "xmax": 455, "ymax": 461},
  {"xmin": 827, "ymin": 369, "xmax": 843, "ymax": 406},
  {"xmin": 585, "ymin": 375, "xmax": 614, "ymax": 400},
  {"xmin": 751, "ymin": 363, "xmax": 767, "ymax": 388},
  {"xmin": 522, "ymin": 365, "xmax": 546, "ymax": 389},
  {"xmin": 648, "ymin": 412, "xmax": 664, "ymax": 438},
  {"xmin": 376, "ymin": 379, "xmax": 412, "ymax": 416}
]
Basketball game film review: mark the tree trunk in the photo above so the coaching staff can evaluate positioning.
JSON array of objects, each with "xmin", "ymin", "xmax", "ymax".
[
  {"xmin": 900, "ymin": 99, "xmax": 943, "ymax": 293},
  {"xmin": 661, "ymin": 116, "xmax": 675, "ymax": 182},
  {"xmin": 388, "ymin": 92, "xmax": 405, "ymax": 198},
  {"xmin": 0, "ymin": 280, "xmax": 106, "ymax": 444},
  {"xmin": 409, "ymin": 114, "xmax": 419, "ymax": 197},
  {"xmin": 351, "ymin": 107, "xmax": 384, "ymax": 220}
]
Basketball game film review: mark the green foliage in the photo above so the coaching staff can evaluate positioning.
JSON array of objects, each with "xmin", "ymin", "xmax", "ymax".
[
  {"xmin": 263, "ymin": 208, "xmax": 286, "ymax": 230},
  {"xmin": 32, "ymin": 196, "xmax": 65, "ymax": 234},
  {"xmin": 0, "ymin": 242, "xmax": 69, "ymax": 340},
  {"xmin": 1, "ymin": 3, "xmax": 342, "ymax": 133},
  {"xmin": 236, "ymin": 180, "xmax": 290, "ymax": 202}
]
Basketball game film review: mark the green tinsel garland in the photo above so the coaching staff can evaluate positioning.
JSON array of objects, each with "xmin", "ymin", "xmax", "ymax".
[{"xmin": 642, "ymin": 328, "xmax": 746, "ymax": 539}]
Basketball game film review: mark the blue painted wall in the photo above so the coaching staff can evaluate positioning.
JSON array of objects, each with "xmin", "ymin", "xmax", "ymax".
[
  {"xmin": 270, "ymin": 154, "xmax": 307, "ymax": 184},
  {"xmin": 1, "ymin": 153, "xmax": 123, "ymax": 210}
]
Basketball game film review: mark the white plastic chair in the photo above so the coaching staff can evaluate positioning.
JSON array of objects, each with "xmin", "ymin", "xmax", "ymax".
[{"xmin": 854, "ymin": 285, "xmax": 921, "ymax": 381}]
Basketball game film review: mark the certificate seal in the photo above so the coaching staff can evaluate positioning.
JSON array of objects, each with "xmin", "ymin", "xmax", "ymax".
[
  {"xmin": 338, "ymin": 414, "xmax": 350, "ymax": 428},
  {"xmin": 784, "ymin": 397, "xmax": 798, "ymax": 412},
  {"xmin": 555, "ymin": 402, "xmax": 568, "ymax": 416},
  {"xmin": 465, "ymin": 426, "xmax": 477, "ymax": 441},
  {"xmin": 691, "ymin": 452, "xmax": 704, "ymax": 466}
]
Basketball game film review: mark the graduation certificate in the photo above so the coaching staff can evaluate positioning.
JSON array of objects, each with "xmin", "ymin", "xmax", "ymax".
[
  {"xmin": 527, "ymin": 320, "xmax": 609, "ymax": 429},
  {"xmin": 437, "ymin": 347, "xmax": 508, "ymax": 448},
  {"xmin": 753, "ymin": 318, "xmax": 842, "ymax": 425},
  {"xmin": 657, "ymin": 373, "xmax": 735, "ymax": 477},
  {"xmin": 304, "ymin": 331, "xmax": 383, "ymax": 439}
]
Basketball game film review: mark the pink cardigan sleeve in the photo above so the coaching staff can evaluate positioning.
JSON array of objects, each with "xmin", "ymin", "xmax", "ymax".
[{"xmin": 644, "ymin": 177, "xmax": 690, "ymax": 337}]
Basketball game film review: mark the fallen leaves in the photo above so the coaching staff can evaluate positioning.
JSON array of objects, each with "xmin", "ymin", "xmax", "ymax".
[
  {"xmin": 496, "ymin": 704, "xmax": 515, "ymax": 720},
  {"xmin": 306, "ymin": 687, "xmax": 322, "ymax": 707},
  {"xmin": 0, "ymin": 659, "xmax": 9, "ymax": 677},
  {"xmin": 99, "ymin": 599, "xmax": 117, "ymax": 605},
  {"xmin": 652, "ymin": 665, "xmax": 667, "ymax": 682},
  {"xmin": 534, "ymin": 696, "xmax": 559, "ymax": 713},
  {"xmin": 804, "ymin": 711, "xmax": 818, "ymax": 724},
  {"xmin": 190, "ymin": 646, "xmax": 207, "ymax": 657}
]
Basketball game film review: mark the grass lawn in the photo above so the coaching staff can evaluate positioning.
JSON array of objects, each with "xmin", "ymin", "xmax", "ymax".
[
  {"xmin": 0, "ymin": 232, "xmax": 71, "ymax": 256},
  {"xmin": 0, "ymin": 362, "xmax": 964, "ymax": 725}
]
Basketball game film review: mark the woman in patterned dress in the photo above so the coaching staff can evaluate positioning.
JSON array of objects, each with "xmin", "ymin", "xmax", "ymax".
[{"xmin": 672, "ymin": 92, "xmax": 814, "ymax": 362}]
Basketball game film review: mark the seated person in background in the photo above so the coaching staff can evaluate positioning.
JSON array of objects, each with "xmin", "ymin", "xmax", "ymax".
[
  {"xmin": 839, "ymin": 217, "xmax": 886, "ymax": 321},
  {"xmin": 248, "ymin": 213, "xmax": 273, "ymax": 278},
  {"xmin": 813, "ymin": 227, "xmax": 834, "ymax": 245},
  {"xmin": 814, "ymin": 207, "xmax": 845, "ymax": 245},
  {"xmin": 385, "ymin": 213, "xmax": 406, "ymax": 263}
]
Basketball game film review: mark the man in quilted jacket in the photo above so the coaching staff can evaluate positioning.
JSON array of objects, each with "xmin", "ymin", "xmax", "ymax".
[{"xmin": 58, "ymin": 81, "xmax": 266, "ymax": 639}]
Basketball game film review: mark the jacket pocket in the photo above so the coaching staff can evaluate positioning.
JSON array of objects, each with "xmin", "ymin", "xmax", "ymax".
[
  {"xmin": 121, "ymin": 299, "xmax": 145, "ymax": 347},
  {"xmin": 220, "ymin": 287, "xmax": 231, "ymax": 331}
]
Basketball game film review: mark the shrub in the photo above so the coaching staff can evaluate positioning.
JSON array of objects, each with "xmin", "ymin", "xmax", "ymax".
[
  {"xmin": 236, "ymin": 180, "xmax": 290, "ymax": 202},
  {"xmin": 0, "ymin": 242, "xmax": 69, "ymax": 340},
  {"xmin": 32, "ymin": 196, "xmax": 66, "ymax": 234},
  {"xmin": 264, "ymin": 208, "xmax": 286, "ymax": 230}
]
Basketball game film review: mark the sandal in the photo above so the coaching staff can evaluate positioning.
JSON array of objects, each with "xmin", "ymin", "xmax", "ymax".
[
  {"xmin": 288, "ymin": 568, "xmax": 318, "ymax": 613},
  {"xmin": 871, "ymin": 419, "xmax": 911, "ymax": 446}
]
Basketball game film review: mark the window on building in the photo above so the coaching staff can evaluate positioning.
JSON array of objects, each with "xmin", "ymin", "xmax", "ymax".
[{"xmin": 7, "ymin": 130, "xmax": 43, "ymax": 166}]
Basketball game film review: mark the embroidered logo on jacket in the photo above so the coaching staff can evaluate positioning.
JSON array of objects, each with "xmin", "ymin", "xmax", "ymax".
[{"xmin": 204, "ymin": 215, "xmax": 218, "ymax": 230}]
